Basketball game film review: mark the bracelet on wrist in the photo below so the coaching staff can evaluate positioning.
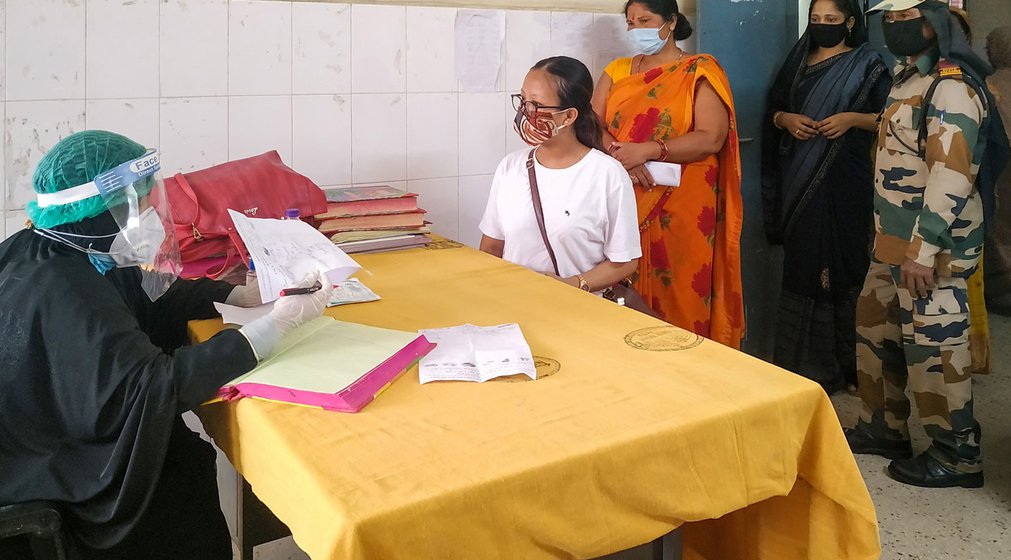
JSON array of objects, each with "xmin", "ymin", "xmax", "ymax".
[
  {"xmin": 773, "ymin": 111, "xmax": 785, "ymax": 129},
  {"xmin": 654, "ymin": 139, "xmax": 669, "ymax": 162}
]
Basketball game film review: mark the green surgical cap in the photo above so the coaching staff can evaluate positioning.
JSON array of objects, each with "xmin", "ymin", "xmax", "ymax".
[{"xmin": 26, "ymin": 130, "xmax": 147, "ymax": 229}]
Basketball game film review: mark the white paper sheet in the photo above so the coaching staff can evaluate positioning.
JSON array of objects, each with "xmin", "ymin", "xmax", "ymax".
[
  {"xmin": 644, "ymin": 161, "xmax": 682, "ymax": 187},
  {"xmin": 214, "ymin": 302, "xmax": 273, "ymax": 326},
  {"xmin": 455, "ymin": 9, "xmax": 504, "ymax": 92},
  {"xmin": 550, "ymin": 12, "xmax": 594, "ymax": 64},
  {"xmin": 328, "ymin": 278, "xmax": 381, "ymax": 307},
  {"xmin": 593, "ymin": 14, "xmax": 633, "ymax": 75},
  {"xmin": 418, "ymin": 323, "xmax": 536, "ymax": 384},
  {"xmin": 228, "ymin": 210, "xmax": 361, "ymax": 303}
]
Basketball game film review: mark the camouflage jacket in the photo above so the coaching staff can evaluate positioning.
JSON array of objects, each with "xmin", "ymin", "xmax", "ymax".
[{"xmin": 873, "ymin": 51, "xmax": 987, "ymax": 277}]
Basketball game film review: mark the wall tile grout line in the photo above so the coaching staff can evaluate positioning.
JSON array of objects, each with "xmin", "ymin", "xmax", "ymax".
[
  {"xmin": 348, "ymin": 3, "xmax": 355, "ymax": 188},
  {"xmin": 3, "ymin": 0, "xmax": 7, "ymax": 219},
  {"xmin": 156, "ymin": 0, "xmax": 162, "ymax": 153},
  {"xmin": 289, "ymin": 0, "xmax": 295, "ymax": 170},
  {"xmin": 83, "ymin": 0, "xmax": 87, "ymax": 132},
  {"xmin": 226, "ymin": 0, "xmax": 232, "ymax": 165}
]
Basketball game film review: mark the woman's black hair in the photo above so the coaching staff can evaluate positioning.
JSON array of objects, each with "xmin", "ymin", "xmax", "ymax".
[
  {"xmin": 808, "ymin": 0, "xmax": 867, "ymax": 47},
  {"xmin": 623, "ymin": 0, "xmax": 693, "ymax": 41},
  {"xmin": 532, "ymin": 56, "xmax": 604, "ymax": 152}
]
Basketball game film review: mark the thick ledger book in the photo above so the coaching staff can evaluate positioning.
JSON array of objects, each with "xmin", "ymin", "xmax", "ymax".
[{"xmin": 214, "ymin": 317, "xmax": 435, "ymax": 412}]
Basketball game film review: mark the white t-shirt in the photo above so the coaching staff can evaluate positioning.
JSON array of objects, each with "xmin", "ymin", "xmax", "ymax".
[{"xmin": 479, "ymin": 147, "xmax": 642, "ymax": 278}]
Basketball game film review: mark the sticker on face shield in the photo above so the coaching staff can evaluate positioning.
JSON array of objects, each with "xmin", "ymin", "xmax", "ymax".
[{"xmin": 94, "ymin": 149, "xmax": 161, "ymax": 197}]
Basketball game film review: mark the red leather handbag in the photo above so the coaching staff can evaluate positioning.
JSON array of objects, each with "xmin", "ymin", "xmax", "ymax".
[{"xmin": 164, "ymin": 151, "xmax": 328, "ymax": 278}]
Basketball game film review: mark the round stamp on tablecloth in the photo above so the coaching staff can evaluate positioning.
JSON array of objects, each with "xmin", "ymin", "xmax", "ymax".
[
  {"xmin": 533, "ymin": 356, "xmax": 561, "ymax": 377},
  {"xmin": 624, "ymin": 326, "xmax": 704, "ymax": 352},
  {"xmin": 425, "ymin": 239, "xmax": 464, "ymax": 250},
  {"xmin": 492, "ymin": 356, "xmax": 560, "ymax": 382}
]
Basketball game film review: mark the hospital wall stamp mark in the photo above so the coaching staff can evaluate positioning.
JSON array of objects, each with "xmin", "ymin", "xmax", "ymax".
[{"xmin": 624, "ymin": 327, "xmax": 703, "ymax": 352}]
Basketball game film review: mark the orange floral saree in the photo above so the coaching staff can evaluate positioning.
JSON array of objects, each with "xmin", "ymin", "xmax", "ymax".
[{"xmin": 604, "ymin": 55, "xmax": 745, "ymax": 348}]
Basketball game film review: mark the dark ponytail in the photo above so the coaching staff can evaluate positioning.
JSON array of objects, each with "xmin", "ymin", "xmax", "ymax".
[
  {"xmin": 623, "ymin": 0, "xmax": 693, "ymax": 41},
  {"xmin": 532, "ymin": 56, "xmax": 604, "ymax": 152}
]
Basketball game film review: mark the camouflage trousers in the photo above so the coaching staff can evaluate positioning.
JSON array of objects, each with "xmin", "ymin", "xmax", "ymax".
[{"xmin": 854, "ymin": 260, "xmax": 981, "ymax": 472}]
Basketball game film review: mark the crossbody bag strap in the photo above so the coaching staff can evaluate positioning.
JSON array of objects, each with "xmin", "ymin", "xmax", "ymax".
[{"xmin": 526, "ymin": 149, "xmax": 561, "ymax": 277}]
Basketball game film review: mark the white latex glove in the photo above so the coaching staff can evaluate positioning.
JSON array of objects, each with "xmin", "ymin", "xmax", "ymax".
[
  {"xmin": 238, "ymin": 271, "xmax": 333, "ymax": 360},
  {"xmin": 270, "ymin": 270, "xmax": 333, "ymax": 331},
  {"xmin": 225, "ymin": 275, "xmax": 263, "ymax": 308}
]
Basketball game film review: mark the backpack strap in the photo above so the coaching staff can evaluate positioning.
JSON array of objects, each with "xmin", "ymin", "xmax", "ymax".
[
  {"xmin": 916, "ymin": 76, "xmax": 954, "ymax": 159},
  {"xmin": 917, "ymin": 66, "xmax": 988, "ymax": 160}
]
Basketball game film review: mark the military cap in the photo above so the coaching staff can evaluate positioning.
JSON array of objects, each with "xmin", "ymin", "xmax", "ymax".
[{"xmin": 866, "ymin": 0, "xmax": 925, "ymax": 13}]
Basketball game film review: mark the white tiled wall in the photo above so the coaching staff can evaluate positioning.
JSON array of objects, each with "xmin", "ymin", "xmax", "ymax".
[{"xmin": 1, "ymin": 0, "xmax": 650, "ymax": 243}]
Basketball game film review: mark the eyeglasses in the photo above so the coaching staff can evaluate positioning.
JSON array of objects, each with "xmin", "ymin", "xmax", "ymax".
[{"xmin": 511, "ymin": 94, "xmax": 567, "ymax": 115}]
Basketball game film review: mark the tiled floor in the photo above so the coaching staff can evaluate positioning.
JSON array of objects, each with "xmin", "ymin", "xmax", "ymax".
[
  {"xmin": 831, "ymin": 313, "xmax": 1011, "ymax": 559},
  {"xmin": 246, "ymin": 316, "xmax": 1011, "ymax": 560}
]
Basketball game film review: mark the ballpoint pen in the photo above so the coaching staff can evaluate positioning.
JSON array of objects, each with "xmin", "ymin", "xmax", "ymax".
[{"xmin": 279, "ymin": 282, "xmax": 323, "ymax": 297}]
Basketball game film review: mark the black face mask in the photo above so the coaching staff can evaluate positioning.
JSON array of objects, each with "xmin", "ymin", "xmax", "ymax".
[
  {"xmin": 883, "ymin": 17, "xmax": 934, "ymax": 57},
  {"xmin": 809, "ymin": 22, "xmax": 849, "ymax": 49}
]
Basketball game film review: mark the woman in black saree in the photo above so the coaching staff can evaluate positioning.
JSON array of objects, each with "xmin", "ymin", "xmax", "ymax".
[{"xmin": 762, "ymin": 0, "xmax": 891, "ymax": 394}]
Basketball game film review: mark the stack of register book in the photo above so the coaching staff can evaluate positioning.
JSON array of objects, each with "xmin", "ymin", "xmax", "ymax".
[{"xmin": 317, "ymin": 186, "xmax": 432, "ymax": 253}]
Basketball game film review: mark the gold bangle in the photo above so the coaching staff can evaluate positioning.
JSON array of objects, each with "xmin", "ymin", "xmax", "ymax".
[
  {"xmin": 773, "ymin": 111, "xmax": 784, "ymax": 129},
  {"xmin": 577, "ymin": 275, "xmax": 590, "ymax": 291}
]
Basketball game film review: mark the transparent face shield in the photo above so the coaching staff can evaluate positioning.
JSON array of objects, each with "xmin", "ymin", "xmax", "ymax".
[{"xmin": 34, "ymin": 149, "xmax": 182, "ymax": 301}]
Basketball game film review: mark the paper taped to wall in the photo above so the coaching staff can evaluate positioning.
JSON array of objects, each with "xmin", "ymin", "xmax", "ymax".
[{"xmin": 456, "ymin": 9, "xmax": 505, "ymax": 92}]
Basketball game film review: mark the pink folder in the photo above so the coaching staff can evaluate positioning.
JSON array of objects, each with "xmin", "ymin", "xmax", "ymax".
[{"xmin": 213, "ymin": 319, "xmax": 435, "ymax": 412}]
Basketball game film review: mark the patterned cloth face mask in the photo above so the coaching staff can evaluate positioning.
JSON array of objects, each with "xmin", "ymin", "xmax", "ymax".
[{"xmin": 513, "ymin": 107, "xmax": 570, "ymax": 146}]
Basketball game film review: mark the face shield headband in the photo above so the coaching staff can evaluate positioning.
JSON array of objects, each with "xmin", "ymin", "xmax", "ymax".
[{"xmin": 32, "ymin": 149, "xmax": 182, "ymax": 301}]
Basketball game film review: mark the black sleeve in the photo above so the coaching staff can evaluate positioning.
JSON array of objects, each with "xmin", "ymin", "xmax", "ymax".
[
  {"xmin": 44, "ymin": 275, "xmax": 256, "ymax": 422},
  {"xmin": 864, "ymin": 64, "xmax": 893, "ymax": 114},
  {"xmin": 168, "ymin": 329, "xmax": 257, "ymax": 411},
  {"xmin": 147, "ymin": 278, "xmax": 237, "ymax": 351},
  {"xmin": 153, "ymin": 277, "xmax": 235, "ymax": 320}
]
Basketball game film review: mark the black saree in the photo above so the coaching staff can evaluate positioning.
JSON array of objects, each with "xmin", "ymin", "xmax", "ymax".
[{"xmin": 761, "ymin": 39, "xmax": 891, "ymax": 393}]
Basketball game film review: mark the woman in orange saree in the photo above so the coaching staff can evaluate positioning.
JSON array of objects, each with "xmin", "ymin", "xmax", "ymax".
[{"xmin": 592, "ymin": 0, "xmax": 745, "ymax": 348}]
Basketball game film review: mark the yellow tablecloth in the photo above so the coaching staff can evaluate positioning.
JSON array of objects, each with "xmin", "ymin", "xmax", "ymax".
[{"xmin": 192, "ymin": 242, "xmax": 880, "ymax": 560}]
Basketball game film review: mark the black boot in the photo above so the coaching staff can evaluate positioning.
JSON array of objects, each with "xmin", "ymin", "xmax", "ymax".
[
  {"xmin": 844, "ymin": 427, "xmax": 913, "ymax": 460},
  {"xmin": 887, "ymin": 452, "xmax": 984, "ymax": 488}
]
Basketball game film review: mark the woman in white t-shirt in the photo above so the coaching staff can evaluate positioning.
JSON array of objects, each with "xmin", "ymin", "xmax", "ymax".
[{"xmin": 479, "ymin": 56, "xmax": 641, "ymax": 294}]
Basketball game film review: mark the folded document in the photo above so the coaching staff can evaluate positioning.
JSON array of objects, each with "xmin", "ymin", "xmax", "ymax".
[
  {"xmin": 418, "ymin": 324, "xmax": 536, "ymax": 384},
  {"xmin": 643, "ymin": 161, "xmax": 682, "ymax": 187}
]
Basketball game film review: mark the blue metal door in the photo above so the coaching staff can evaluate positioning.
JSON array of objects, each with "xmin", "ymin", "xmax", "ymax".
[{"xmin": 696, "ymin": 0, "xmax": 800, "ymax": 357}]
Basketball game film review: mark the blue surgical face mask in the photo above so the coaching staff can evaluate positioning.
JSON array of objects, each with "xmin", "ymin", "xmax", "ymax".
[
  {"xmin": 88, "ymin": 253, "xmax": 116, "ymax": 275},
  {"xmin": 627, "ymin": 21, "xmax": 672, "ymax": 56}
]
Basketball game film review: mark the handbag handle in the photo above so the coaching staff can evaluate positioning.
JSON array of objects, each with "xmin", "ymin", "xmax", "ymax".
[
  {"xmin": 526, "ymin": 150, "xmax": 561, "ymax": 277},
  {"xmin": 172, "ymin": 173, "xmax": 202, "ymax": 224},
  {"xmin": 171, "ymin": 172, "xmax": 208, "ymax": 241},
  {"xmin": 203, "ymin": 230, "xmax": 249, "ymax": 280}
]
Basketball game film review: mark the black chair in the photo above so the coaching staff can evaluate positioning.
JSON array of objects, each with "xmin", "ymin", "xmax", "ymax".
[{"xmin": 0, "ymin": 501, "xmax": 67, "ymax": 560}]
